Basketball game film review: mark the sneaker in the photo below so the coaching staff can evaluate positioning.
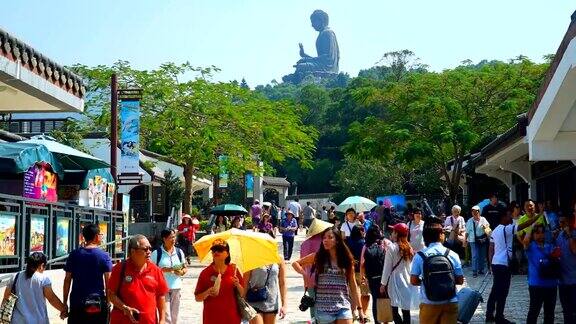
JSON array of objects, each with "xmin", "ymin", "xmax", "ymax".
[
  {"xmin": 496, "ymin": 318, "xmax": 515, "ymax": 324},
  {"xmin": 485, "ymin": 315, "xmax": 496, "ymax": 323}
]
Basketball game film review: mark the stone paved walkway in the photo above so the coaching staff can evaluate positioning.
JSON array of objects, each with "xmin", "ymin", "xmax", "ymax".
[{"xmin": 43, "ymin": 232, "xmax": 563, "ymax": 323}]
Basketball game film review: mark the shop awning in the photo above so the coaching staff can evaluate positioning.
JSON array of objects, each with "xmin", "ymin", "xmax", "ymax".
[
  {"xmin": 0, "ymin": 142, "xmax": 64, "ymax": 177},
  {"xmin": 20, "ymin": 135, "xmax": 109, "ymax": 171}
]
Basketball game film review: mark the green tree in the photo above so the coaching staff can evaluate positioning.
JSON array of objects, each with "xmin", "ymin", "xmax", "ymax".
[
  {"xmin": 334, "ymin": 156, "xmax": 403, "ymax": 200},
  {"xmin": 346, "ymin": 58, "xmax": 548, "ymax": 204},
  {"xmin": 70, "ymin": 62, "xmax": 317, "ymax": 213},
  {"xmin": 161, "ymin": 169, "xmax": 185, "ymax": 216}
]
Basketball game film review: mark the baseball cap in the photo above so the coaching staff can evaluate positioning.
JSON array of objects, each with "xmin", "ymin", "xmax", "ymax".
[
  {"xmin": 388, "ymin": 223, "xmax": 409, "ymax": 236},
  {"xmin": 472, "ymin": 205, "xmax": 481, "ymax": 211}
]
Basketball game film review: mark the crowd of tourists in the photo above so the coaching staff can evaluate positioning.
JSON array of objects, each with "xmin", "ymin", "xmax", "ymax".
[{"xmin": 1, "ymin": 195, "xmax": 575, "ymax": 324}]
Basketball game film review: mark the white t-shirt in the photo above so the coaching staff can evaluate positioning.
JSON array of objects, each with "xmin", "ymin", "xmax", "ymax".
[
  {"xmin": 340, "ymin": 220, "xmax": 359, "ymax": 237},
  {"xmin": 490, "ymin": 224, "xmax": 517, "ymax": 266},
  {"xmin": 10, "ymin": 271, "xmax": 51, "ymax": 324},
  {"xmin": 288, "ymin": 201, "xmax": 302, "ymax": 217},
  {"xmin": 408, "ymin": 220, "xmax": 425, "ymax": 252}
]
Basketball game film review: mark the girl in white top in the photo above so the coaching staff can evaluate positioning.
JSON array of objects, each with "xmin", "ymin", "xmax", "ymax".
[
  {"xmin": 3, "ymin": 252, "xmax": 68, "ymax": 324},
  {"xmin": 407, "ymin": 208, "xmax": 425, "ymax": 252},
  {"xmin": 380, "ymin": 223, "xmax": 419, "ymax": 324}
]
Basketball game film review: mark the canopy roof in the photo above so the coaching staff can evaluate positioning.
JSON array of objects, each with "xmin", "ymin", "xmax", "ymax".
[
  {"xmin": 20, "ymin": 135, "xmax": 109, "ymax": 171},
  {"xmin": 0, "ymin": 142, "xmax": 63, "ymax": 177}
]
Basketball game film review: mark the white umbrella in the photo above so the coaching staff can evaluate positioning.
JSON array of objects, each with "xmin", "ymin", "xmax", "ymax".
[{"xmin": 336, "ymin": 196, "xmax": 377, "ymax": 213}]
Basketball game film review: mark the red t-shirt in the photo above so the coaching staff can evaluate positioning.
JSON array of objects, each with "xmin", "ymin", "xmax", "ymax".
[
  {"xmin": 194, "ymin": 264, "xmax": 243, "ymax": 324},
  {"xmin": 109, "ymin": 260, "xmax": 169, "ymax": 324},
  {"xmin": 178, "ymin": 222, "xmax": 199, "ymax": 242}
]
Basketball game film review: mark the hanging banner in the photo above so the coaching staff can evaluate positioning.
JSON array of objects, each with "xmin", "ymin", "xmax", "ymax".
[
  {"xmin": 23, "ymin": 163, "xmax": 58, "ymax": 202},
  {"xmin": 120, "ymin": 99, "xmax": 141, "ymax": 173},
  {"xmin": 245, "ymin": 172, "xmax": 254, "ymax": 198},
  {"xmin": 219, "ymin": 155, "xmax": 228, "ymax": 188}
]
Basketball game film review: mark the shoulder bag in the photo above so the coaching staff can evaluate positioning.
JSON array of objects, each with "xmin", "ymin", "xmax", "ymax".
[
  {"xmin": 0, "ymin": 272, "xmax": 20, "ymax": 324},
  {"xmin": 473, "ymin": 220, "xmax": 488, "ymax": 244},
  {"xmin": 246, "ymin": 266, "xmax": 272, "ymax": 302},
  {"xmin": 503, "ymin": 226, "xmax": 519, "ymax": 274},
  {"xmin": 232, "ymin": 268, "xmax": 257, "ymax": 321}
]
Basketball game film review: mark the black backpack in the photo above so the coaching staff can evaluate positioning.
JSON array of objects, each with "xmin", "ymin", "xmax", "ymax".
[
  {"xmin": 364, "ymin": 241, "xmax": 385, "ymax": 279},
  {"xmin": 417, "ymin": 249, "xmax": 456, "ymax": 301}
]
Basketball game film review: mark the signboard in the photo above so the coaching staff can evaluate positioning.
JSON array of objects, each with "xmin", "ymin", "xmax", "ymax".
[
  {"xmin": 120, "ymin": 99, "xmax": 141, "ymax": 173},
  {"xmin": 56, "ymin": 219, "xmax": 70, "ymax": 256},
  {"xmin": 245, "ymin": 172, "xmax": 254, "ymax": 198},
  {"xmin": 0, "ymin": 213, "xmax": 16, "ymax": 256},
  {"xmin": 23, "ymin": 163, "xmax": 57, "ymax": 202},
  {"xmin": 30, "ymin": 216, "xmax": 46, "ymax": 253},
  {"xmin": 219, "ymin": 155, "xmax": 228, "ymax": 188},
  {"xmin": 115, "ymin": 223, "xmax": 124, "ymax": 253}
]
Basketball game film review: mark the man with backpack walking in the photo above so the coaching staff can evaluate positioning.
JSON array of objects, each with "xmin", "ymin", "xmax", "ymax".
[
  {"xmin": 151, "ymin": 229, "xmax": 187, "ymax": 324},
  {"xmin": 63, "ymin": 223, "xmax": 113, "ymax": 324},
  {"xmin": 410, "ymin": 217, "xmax": 464, "ymax": 324}
]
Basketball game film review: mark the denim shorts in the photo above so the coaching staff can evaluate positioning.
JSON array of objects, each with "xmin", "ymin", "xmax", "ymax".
[{"xmin": 315, "ymin": 308, "xmax": 353, "ymax": 323}]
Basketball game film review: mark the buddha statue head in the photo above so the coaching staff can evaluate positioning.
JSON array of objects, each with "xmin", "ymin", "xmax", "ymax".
[{"xmin": 310, "ymin": 10, "xmax": 329, "ymax": 32}]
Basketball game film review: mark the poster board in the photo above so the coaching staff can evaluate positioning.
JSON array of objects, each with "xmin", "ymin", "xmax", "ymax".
[
  {"xmin": 0, "ymin": 213, "xmax": 16, "ymax": 256},
  {"xmin": 30, "ymin": 216, "xmax": 46, "ymax": 253},
  {"xmin": 55, "ymin": 218, "xmax": 70, "ymax": 257}
]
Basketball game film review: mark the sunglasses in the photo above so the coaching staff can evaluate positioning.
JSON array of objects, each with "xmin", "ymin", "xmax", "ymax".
[{"xmin": 211, "ymin": 246, "xmax": 227, "ymax": 253}]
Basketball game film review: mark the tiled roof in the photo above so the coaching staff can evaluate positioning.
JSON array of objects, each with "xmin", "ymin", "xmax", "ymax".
[
  {"xmin": 0, "ymin": 28, "xmax": 84, "ymax": 98},
  {"xmin": 263, "ymin": 176, "xmax": 290, "ymax": 187}
]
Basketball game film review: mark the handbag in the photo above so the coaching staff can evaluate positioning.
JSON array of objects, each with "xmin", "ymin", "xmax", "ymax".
[
  {"xmin": 0, "ymin": 272, "xmax": 20, "ymax": 324},
  {"xmin": 246, "ymin": 266, "xmax": 271, "ymax": 303},
  {"xmin": 376, "ymin": 297, "xmax": 393, "ymax": 322},
  {"xmin": 377, "ymin": 256, "xmax": 403, "ymax": 322},
  {"xmin": 503, "ymin": 225, "xmax": 519, "ymax": 274},
  {"xmin": 473, "ymin": 221, "xmax": 488, "ymax": 244},
  {"xmin": 234, "ymin": 287, "xmax": 258, "ymax": 321}
]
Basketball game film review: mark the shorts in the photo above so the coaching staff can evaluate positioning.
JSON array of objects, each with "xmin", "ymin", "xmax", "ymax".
[
  {"xmin": 303, "ymin": 218, "xmax": 313, "ymax": 228},
  {"xmin": 252, "ymin": 306, "xmax": 278, "ymax": 314},
  {"xmin": 354, "ymin": 273, "xmax": 370, "ymax": 296},
  {"xmin": 315, "ymin": 308, "xmax": 353, "ymax": 324}
]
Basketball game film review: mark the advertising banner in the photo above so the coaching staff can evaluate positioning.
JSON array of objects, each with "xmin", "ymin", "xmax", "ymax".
[
  {"xmin": 219, "ymin": 155, "xmax": 228, "ymax": 188},
  {"xmin": 56, "ymin": 219, "xmax": 70, "ymax": 256},
  {"xmin": 0, "ymin": 213, "xmax": 16, "ymax": 256},
  {"xmin": 120, "ymin": 99, "xmax": 141, "ymax": 173},
  {"xmin": 23, "ymin": 163, "xmax": 57, "ymax": 202},
  {"xmin": 245, "ymin": 172, "xmax": 254, "ymax": 198}
]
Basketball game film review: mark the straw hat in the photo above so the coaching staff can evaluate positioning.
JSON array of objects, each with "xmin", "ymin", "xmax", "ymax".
[{"xmin": 306, "ymin": 218, "xmax": 334, "ymax": 238}]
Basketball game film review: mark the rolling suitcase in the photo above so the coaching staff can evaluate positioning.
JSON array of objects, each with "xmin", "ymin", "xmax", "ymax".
[{"xmin": 457, "ymin": 273, "xmax": 490, "ymax": 324}]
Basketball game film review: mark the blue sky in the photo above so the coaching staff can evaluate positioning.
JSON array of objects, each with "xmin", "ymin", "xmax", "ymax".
[{"xmin": 1, "ymin": 1, "xmax": 574, "ymax": 86}]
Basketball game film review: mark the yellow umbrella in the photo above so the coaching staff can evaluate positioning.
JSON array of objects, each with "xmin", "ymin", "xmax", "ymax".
[{"xmin": 193, "ymin": 228, "xmax": 282, "ymax": 272}]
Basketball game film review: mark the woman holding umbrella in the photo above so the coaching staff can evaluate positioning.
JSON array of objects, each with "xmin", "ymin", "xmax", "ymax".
[
  {"xmin": 177, "ymin": 214, "xmax": 200, "ymax": 265},
  {"xmin": 194, "ymin": 239, "xmax": 245, "ymax": 323},
  {"xmin": 293, "ymin": 227, "xmax": 366, "ymax": 323}
]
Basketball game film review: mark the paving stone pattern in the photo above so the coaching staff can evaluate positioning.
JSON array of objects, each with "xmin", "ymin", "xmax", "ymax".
[{"xmin": 44, "ymin": 232, "xmax": 563, "ymax": 323}]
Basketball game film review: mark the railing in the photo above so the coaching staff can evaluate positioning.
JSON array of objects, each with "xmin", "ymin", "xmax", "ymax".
[
  {"xmin": 0, "ymin": 193, "xmax": 127, "ymax": 273},
  {"xmin": 0, "ymin": 235, "xmax": 133, "ymax": 288}
]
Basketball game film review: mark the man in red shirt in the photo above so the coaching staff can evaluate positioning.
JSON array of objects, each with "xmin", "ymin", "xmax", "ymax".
[{"xmin": 108, "ymin": 234, "xmax": 169, "ymax": 324}]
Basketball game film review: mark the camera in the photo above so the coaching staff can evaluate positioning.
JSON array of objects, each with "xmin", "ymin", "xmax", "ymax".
[{"xmin": 299, "ymin": 294, "xmax": 315, "ymax": 312}]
